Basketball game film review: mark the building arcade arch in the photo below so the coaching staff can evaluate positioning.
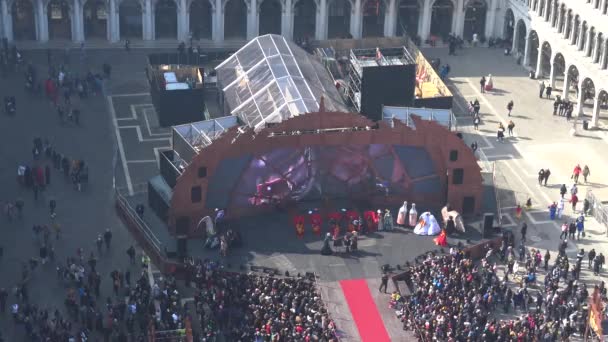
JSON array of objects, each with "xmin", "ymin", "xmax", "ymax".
[
  {"xmin": 515, "ymin": 19, "xmax": 526, "ymax": 55},
  {"xmin": 11, "ymin": 0, "xmax": 36, "ymax": 40},
  {"xmin": 293, "ymin": 0, "xmax": 316, "ymax": 42},
  {"xmin": 564, "ymin": 64, "xmax": 579, "ymax": 101},
  {"xmin": 463, "ymin": 0, "xmax": 486, "ymax": 41},
  {"xmin": 119, "ymin": 0, "xmax": 143, "ymax": 39},
  {"xmin": 327, "ymin": 0, "xmax": 351, "ymax": 38},
  {"xmin": 397, "ymin": 0, "xmax": 419, "ymax": 37},
  {"xmin": 552, "ymin": 52, "xmax": 565, "ymax": 91},
  {"xmin": 48, "ymin": 0, "xmax": 71, "ymax": 40},
  {"xmin": 362, "ymin": 0, "xmax": 385, "ymax": 37},
  {"xmin": 190, "ymin": 0, "xmax": 212, "ymax": 39},
  {"xmin": 527, "ymin": 30, "xmax": 539, "ymax": 67},
  {"xmin": 224, "ymin": 0, "xmax": 247, "ymax": 39},
  {"xmin": 580, "ymin": 78, "xmax": 595, "ymax": 115},
  {"xmin": 539, "ymin": 41, "xmax": 551, "ymax": 77},
  {"xmin": 259, "ymin": 0, "xmax": 282, "ymax": 35},
  {"xmin": 84, "ymin": 0, "xmax": 108, "ymax": 39},
  {"xmin": 503, "ymin": 8, "xmax": 514, "ymax": 42},
  {"xmin": 155, "ymin": 0, "xmax": 177, "ymax": 38},
  {"xmin": 430, "ymin": 0, "xmax": 453, "ymax": 41}
]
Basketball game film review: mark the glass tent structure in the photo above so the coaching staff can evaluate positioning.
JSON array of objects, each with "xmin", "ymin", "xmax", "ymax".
[{"xmin": 215, "ymin": 34, "xmax": 347, "ymax": 131}]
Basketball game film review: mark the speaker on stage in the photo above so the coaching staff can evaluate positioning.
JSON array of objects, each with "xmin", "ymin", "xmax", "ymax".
[
  {"xmin": 483, "ymin": 213, "xmax": 495, "ymax": 239},
  {"xmin": 177, "ymin": 238, "xmax": 187, "ymax": 259}
]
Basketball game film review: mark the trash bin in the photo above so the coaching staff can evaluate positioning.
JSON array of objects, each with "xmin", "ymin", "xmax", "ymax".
[
  {"xmin": 583, "ymin": 120, "xmax": 589, "ymax": 130},
  {"xmin": 529, "ymin": 70, "xmax": 535, "ymax": 79}
]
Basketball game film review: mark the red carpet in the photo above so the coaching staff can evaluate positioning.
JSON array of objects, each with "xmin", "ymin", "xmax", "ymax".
[{"xmin": 340, "ymin": 279, "xmax": 391, "ymax": 342}]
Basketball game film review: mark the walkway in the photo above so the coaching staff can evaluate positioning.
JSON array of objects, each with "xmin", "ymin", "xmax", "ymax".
[{"xmin": 422, "ymin": 45, "xmax": 608, "ymax": 284}]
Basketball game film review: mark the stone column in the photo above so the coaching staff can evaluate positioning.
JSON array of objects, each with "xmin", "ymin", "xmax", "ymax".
[
  {"xmin": 349, "ymin": 0, "xmax": 361, "ymax": 39},
  {"xmin": 142, "ymin": 0, "xmax": 153, "ymax": 39},
  {"xmin": 557, "ymin": 8, "xmax": 563, "ymax": 33},
  {"xmin": 591, "ymin": 92, "xmax": 601, "ymax": 127},
  {"xmin": 593, "ymin": 36, "xmax": 601, "ymax": 63},
  {"xmin": 548, "ymin": 55, "xmax": 555, "ymax": 87},
  {"xmin": 534, "ymin": 44, "xmax": 542, "ymax": 78},
  {"xmin": 178, "ymin": 0, "xmax": 188, "ymax": 41},
  {"xmin": 601, "ymin": 42, "xmax": 608, "ymax": 69},
  {"xmin": 575, "ymin": 77, "xmax": 584, "ymax": 116},
  {"xmin": 72, "ymin": 0, "xmax": 85, "ymax": 41},
  {"xmin": 2, "ymin": 0, "xmax": 14, "ymax": 41},
  {"xmin": 562, "ymin": 66, "xmax": 570, "ymax": 99},
  {"xmin": 315, "ymin": 0, "xmax": 326, "ymax": 40},
  {"xmin": 523, "ymin": 36, "xmax": 530, "ymax": 66},
  {"xmin": 544, "ymin": 0, "xmax": 550, "ymax": 21},
  {"xmin": 453, "ymin": 0, "xmax": 464, "ymax": 37},
  {"xmin": 420, "ymin": 0, "xmax": 431, "ymax": 42},
  {"xmin": 212, "ymin": 0, "xmax": 222, "ymax": 41},
  {"xmin": 383, "ymin": 0, "xmax": 395, "ymax": 37},
  {"xmin": 485, "ymin": 0, "xmax": 497, "ymax": 39},
  {"xmin": 246, "ymin": 0, "xmax": 256, "ymax": 39},
  {"xmin": 38, "ymin": 0, "xmax": 49, "ymax": 41},
  {"xmin": 280, "ymin": 0, "xmax": 292, "ymax": 39}
]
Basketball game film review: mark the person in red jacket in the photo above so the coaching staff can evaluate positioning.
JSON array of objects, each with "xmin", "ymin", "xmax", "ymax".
[
  {"xmin": 572, "ymin": 164, "xmax": 582, "ymax": 183},
  {"xmin": 570, "ymin": 193, "xmax": 579, "ymax": 211}
]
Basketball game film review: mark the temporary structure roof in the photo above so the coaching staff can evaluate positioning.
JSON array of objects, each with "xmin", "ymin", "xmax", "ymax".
[{"xmin": 216, "ymin": 34, "xmax": 347, "ymax": 130}]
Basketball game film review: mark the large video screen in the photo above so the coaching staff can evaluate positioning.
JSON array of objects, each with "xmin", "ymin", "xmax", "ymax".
[{"xmin": 206, "ymin": 144, "xmax": 441, "ymax": 208}]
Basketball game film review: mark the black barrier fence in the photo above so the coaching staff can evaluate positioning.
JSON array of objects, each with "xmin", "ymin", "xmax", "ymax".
[{"xmin": 586, "ymin": 190, "xmax": 608, "ymax": 236}]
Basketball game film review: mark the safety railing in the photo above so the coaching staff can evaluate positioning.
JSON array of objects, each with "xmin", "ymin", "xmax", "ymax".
[
  {"xmin": 115, "ymin": 185, "xmax": 164, "ymax": 254},
  {"xmin": 586, "ymin": 190, "xmax": 608, "ymax": 236}
]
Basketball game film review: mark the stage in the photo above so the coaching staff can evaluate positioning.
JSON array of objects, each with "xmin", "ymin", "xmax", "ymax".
[{"xmin": 120, "ymin": 189, "xmax": 488, "ymax": 281}]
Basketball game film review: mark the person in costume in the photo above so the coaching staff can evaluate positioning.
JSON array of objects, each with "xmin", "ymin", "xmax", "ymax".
[
  {"xmin": 413, "ymin": 212, "xmax": 441, "ymax": 235},
  {"xmin": 364, "ymin": 211, "xmax": 377, "ymax": 232},
  {"xmin": 383, "ymin": 209, "xmax": 394, "ymax": 231},
  {"xmin": 294, "ymin": 216, "xmax": 305, "ymax": 238},
  {"xmin": 311, "ymin": 212, "xmax": 322, "ymax": 236},
  {"xmin": 377, "ymin": 209, "xmax": 384, "ymax": 231},
  {"xmin": 321, "ymin": 233, "xmax": 333, "ymax": 255},
  {"xmin": 346, "ymin": 210, "xmax": 358, "ymax": 232},
  {"xmin": 446, "ymin": 216, "xmax": 455, "ymax": 235},
  {"xmin": 408, "ymin": 203, "xmax": 418, "ymax": 227},
  {"xmin": 397, "ymin": 201, "xmax": 407, "ymax": 225},
  {"xmin": 434, "ymin": 228, "xmax": 448, "ymax": 246},
  {"xmin": 515, "ymin": 204, "xmax": 522, "ymax": 220}
]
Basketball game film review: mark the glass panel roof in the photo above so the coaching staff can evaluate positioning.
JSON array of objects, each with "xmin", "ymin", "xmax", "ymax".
[{"xmin": 216, "ymin": 34, "xmax": 347, "ymax": 130}]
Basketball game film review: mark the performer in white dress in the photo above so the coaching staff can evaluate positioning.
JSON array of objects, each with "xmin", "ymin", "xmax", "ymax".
[
  {"xmin": 408, "ymin": 203, "xmax": 418, "ymax": 227},
  {"xmin": 413, "ymin": 212, "xmax": 441, "ymax": 235},
  {"xmin": 397, "ymin": 201, "xmax": 407, "ymax": 225},
  {"xmin": 377, "ymin": 209, "xmax": 384, "ymax": 231},
  {"xmin": 384, "ymin": 210, "xmax": 394, "ymax": 231}
]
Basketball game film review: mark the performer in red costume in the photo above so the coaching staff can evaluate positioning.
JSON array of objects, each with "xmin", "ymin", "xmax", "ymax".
[
  {"xmin": 294, "ymin": 215, "xmax": 305, "ymax": 238},
  {"xmin": 346, "ymin": 210, "xmax": 358, "ymax": 232},
  {"xmin": 434, "ymin": 228, "xmax": 448, "ymax": 247},
  {"xmin": 311, "ymin": 212, "xmax": 322, "ymax": 236},
  {"xmin": 364, "ymin": 210, "xmax": 378, "ymax": 232}
]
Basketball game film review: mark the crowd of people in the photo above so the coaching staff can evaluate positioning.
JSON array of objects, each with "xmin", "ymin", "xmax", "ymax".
[
  {"xmin": 390, "ymin": 236, "xmax": 607, "ymax": 341},
  {"xmin": 187, "ymin": 258, "xmax": 338, "ymax": 341}
]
